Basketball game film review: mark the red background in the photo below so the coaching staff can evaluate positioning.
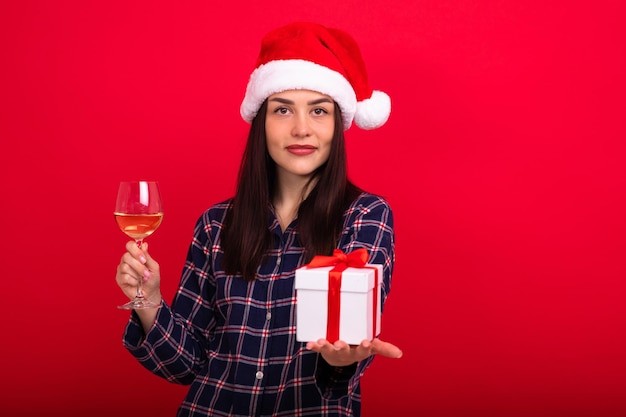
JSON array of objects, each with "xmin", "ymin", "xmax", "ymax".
[{"xmin": 1, "ymin": 1, "xmax": 625, "ymax": 416}]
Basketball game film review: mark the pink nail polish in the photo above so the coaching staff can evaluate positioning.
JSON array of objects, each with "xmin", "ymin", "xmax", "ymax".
[{"xmin": 143, "ymin": 269, "xmax": 151, "ymax": 279}]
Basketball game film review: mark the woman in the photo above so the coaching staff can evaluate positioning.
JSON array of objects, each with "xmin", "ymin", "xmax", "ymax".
[{"xmin": 116, "ymin": 22, "xmax": 402, "ymax": 417}]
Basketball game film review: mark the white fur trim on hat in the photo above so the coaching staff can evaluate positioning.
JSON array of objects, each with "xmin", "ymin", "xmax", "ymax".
[
  {"xmin": 354, "ymin": 90, "xmax": 391, "ymax": 130},
  {"xmin": 240, "ymin": 59, "xmax": 357, "ymax": 130}
]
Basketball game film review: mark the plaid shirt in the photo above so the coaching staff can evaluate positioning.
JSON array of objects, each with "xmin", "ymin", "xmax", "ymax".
[{"xmin": 123, "ymin": 192, "xmax": 395, "ymax": 417}]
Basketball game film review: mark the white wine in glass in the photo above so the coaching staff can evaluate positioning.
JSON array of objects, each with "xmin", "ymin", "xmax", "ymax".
[{"xmin": 114, "ymin": 180, "xmax": 163, "ymax": 310}]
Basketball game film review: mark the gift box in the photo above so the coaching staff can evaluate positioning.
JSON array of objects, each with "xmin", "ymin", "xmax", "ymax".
[{"xmin": 295, "ymin": 249, "xmax": 382, "ymax": 345}]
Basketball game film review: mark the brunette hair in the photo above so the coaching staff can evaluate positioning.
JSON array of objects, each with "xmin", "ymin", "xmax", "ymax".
[{"xmin": 221, "ymin": 100, "xmax": 362, "ymax": 281}]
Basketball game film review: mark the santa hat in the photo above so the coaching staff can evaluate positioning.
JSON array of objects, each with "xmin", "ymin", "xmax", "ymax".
[{"xmin": 240, "ymin": 22, "xmax": 391, "ymax": 130}]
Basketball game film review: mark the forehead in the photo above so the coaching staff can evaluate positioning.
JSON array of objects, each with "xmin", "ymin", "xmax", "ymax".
[{"xmin": 268, "ymin": 89, "xmax": 334, "ymax": 102}]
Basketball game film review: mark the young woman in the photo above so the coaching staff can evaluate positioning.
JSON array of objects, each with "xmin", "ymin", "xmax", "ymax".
[{"xmin": 116, "ymin": 22, "xmax": 402, "ymax": 417}]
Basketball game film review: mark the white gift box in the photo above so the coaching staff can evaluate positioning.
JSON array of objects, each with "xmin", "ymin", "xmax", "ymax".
[{"xmin": 295, "ymin": 263, "xmax": 382, "ymax": 345}]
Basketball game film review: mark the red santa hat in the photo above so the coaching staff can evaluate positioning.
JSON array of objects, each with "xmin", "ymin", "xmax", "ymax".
[{"xmin": 240, "ymin": 22, "xmax": 391, "ymax": 130}]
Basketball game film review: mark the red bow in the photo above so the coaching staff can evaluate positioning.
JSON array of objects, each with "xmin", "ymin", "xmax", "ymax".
[{"xmin": 307, "ymin": 248, "xmax": 369, "ymax": 269}]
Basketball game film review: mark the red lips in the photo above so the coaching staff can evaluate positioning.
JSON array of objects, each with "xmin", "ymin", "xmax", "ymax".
[{"xmin": 286, "ymin": 145, "xmax": 316, "ymax": 156}]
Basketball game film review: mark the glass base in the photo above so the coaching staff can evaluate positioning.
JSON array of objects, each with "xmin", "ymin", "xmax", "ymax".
[{"xmin": 117, "ymin": 298, "xmax": 162, "ymax": 310}]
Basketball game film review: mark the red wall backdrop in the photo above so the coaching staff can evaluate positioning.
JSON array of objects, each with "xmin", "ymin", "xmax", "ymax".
[{"xmin": 1, "ymin": 1, "xmax": 625, "ymax": 416}]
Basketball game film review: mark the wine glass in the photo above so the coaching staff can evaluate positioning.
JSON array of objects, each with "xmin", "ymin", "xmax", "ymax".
[{"xmin": 114, "ymin": 180, "xmax": 163, "ymax": 310}]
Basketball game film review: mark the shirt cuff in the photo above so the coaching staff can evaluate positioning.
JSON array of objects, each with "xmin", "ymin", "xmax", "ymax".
[
  {"xmin": 314, "ymin": 356, "xmax": 359, "ymax": 400},
  {"xmin": 122, "ymin": 301, "xmax": 171, "ymax": 352}
]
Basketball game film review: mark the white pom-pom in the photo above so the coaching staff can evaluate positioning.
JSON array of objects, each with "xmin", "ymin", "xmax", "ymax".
[{"xmin": 354, "ymin": 90, "xmax": 391, "ymax": 130}]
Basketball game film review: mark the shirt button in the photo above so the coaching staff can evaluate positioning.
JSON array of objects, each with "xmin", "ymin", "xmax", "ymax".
[
  {"xmin": 266, "ymin": 311, "xmax": 271, "ymax": 320},
  {"xmin": 276, "ymin": 257, "xmax": 281, "ymax": 266},
  {"xmin": 255, "ymin": 371, "xmax": 264, "ymax": 380}
]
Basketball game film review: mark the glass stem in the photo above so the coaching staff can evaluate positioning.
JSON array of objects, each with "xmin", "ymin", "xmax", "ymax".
[{"xmin": 135, "ymin": 239, "xmax": 145, "ymax": 299}]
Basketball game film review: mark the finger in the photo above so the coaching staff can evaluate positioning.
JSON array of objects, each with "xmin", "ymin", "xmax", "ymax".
[
  {"xmin": 121, "ymin": 251, "xmax": 148, "ymax": 275},
  {"xmin": 332, "ymin": 340, "xmax": 350, "ymax": 351},
  {"xmin": 305, "ymin": 339, "xmax": 324, "ymax": 352},
  {"xmin": 306, "ymin": 339, "xmax": 334, "ymax": 354},
  {"xmin": 315, "ymin": 338, "xmax": 333, "ymax": 353},
  {"xmin": 326, "ymin": 340, "xmax": 354, "ymax": 363},
  {"xmin": 349, "ymin": 347, "xmax": 369, "ymax": 363},
  {"xmin": 119, "ymin": 252, "xmax": 151, "ymax": 283},
  {"xmin": 116, "ymin": 267, "xmax": 143, "ymax": 300},
  {"xmin": 117, "ymin": 259, "xmax": 142, "ymax": 281},
  {"xmin": 126, "ymin": 240, "xmax": 147, "ymax": 264},
  {"xmin": 140, "ymin": 242, "xmax": 160, "ymax": 271},
  {"xmin": 370, "ymin": 338, "xmax": 403, "ymax": 358}
]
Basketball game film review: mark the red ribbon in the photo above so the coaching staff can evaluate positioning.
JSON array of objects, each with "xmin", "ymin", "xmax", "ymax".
[{"xmin": 306, "ymin": 249, "xmax": 379, "ymax": 343}]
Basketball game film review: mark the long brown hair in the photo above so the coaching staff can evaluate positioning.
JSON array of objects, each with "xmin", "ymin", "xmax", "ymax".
[{"xmin": 221, "ymin": 100, "xmax": 362, "ymax": 281}]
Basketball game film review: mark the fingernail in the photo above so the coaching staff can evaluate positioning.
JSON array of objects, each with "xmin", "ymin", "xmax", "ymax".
[
  {"xmin": 143, "ymin": 269, "xmax": 151, "ymax": 279},
  {"xmin": 140, "ymin": 255, "xmax": 147, "ymax": 264}
]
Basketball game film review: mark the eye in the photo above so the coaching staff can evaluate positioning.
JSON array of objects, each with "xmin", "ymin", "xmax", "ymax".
[
  {"xmin": 274, "ymin": 107, "xmax": 290, "ymax": 115},
  {"xmin": 312, "ymin": 107, "xmax": 329, "ymax": 116}
]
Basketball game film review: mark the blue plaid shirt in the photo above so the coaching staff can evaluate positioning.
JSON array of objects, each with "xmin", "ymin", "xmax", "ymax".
[{"xmin": 123, "ymin": 192, "xmax": 395, "ymax": 417}]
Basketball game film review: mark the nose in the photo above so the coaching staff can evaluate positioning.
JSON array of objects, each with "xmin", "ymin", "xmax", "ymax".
[{"xmin": 291, "ymin": 113, "xmax": 311, "ymax": 138}]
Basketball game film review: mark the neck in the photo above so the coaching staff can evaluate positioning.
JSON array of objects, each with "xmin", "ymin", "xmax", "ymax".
[{"xmin": 273, "ymin": 173, "xmax": 316, "ymax": 231}]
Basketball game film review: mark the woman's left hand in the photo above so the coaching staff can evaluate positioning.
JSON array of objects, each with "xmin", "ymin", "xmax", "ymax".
[{"xmin": 305, "ymin": 338, "xmax": 403, "ymax": 366}]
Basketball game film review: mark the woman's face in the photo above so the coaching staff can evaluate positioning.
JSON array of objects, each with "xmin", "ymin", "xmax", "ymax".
[{"xmin": 265, "ymin": 89, "xmax": 336, "ymax": 181}]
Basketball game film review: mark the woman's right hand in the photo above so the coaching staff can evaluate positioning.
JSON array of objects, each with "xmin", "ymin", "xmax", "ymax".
[{"xmin": 116, "ymin": 241, "xmax": 162, "ymax": 331}]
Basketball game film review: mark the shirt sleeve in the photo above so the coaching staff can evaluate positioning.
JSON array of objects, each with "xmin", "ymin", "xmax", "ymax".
[
  {"xmin": 122, "ymin": 210, "xmax": 218, "ymax": 385},
  {"xmin": 314, "ymin": 193, "xmax": 396, "ymax": 400}
]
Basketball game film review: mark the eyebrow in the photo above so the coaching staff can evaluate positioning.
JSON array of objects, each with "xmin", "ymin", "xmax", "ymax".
[{"xmin": 269, "ymin": 97, "xmax": 334, "ymax": 105}]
